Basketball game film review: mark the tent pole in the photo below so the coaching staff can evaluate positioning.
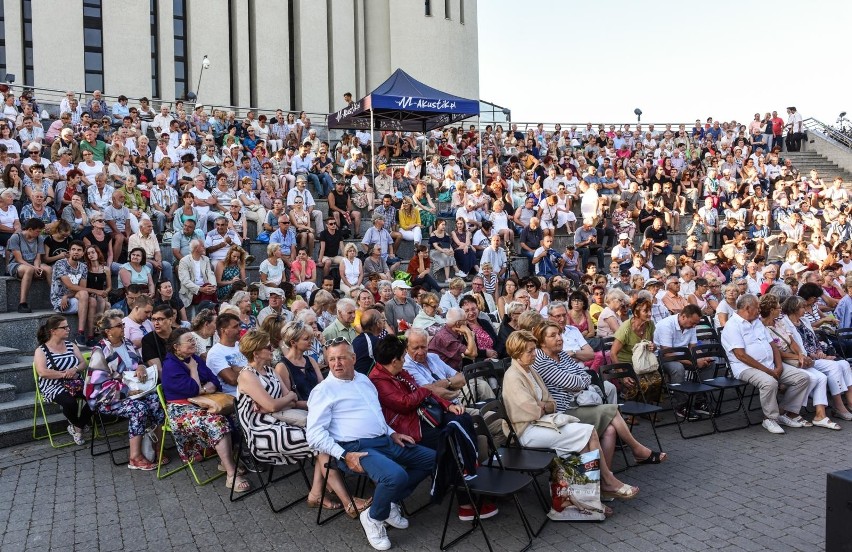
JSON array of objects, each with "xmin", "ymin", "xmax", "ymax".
[
  {"xmin": 478, "ymin": 117, "xmax": 483, "ymax": 175},
  {"xmin": 370, "ymin": 109, "xmax": 375, "ymax": 185}
]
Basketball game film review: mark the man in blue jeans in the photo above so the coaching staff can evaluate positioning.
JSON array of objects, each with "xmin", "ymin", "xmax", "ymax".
[{"xmin": 307, "ymin": 339, "xmax": 435, "ymax": 551}]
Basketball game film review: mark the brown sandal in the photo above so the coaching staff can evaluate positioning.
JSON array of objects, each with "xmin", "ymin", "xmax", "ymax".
[
  {"xmin": 307, "ymin": 494, "xmax": 343, "ymax": 510},
  {"xmin": 344, "ymin": 496, "xmax": 373, "ymax": 519}
]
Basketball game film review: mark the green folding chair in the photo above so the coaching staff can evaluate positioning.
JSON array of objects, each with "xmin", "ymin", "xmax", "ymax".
[
  {"xmin": 32, "ymin": 362, "xmax": 78, "ymax": 448},
  {"xmin": 155, "ymin": 384, "xmax": 224, "ymax": 485}
]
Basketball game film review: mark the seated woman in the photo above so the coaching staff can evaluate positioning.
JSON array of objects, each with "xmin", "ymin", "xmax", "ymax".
[
  {"xmin": 86, "ymin": 310, "xmax": 167, "ymax": 470},
  {"xmin": 609, "ymin": 297, "xmax": 661, "ymax": 402},
  {"xmin": 533, "ymin": 321, "xmax": 667, "ymax": 467},
  {"xmin": 119, "ymin": 247, "xmax": 155, "ymax": 296},
  {"xmin": 496, "ymin": 301, "xmax": 525, "ymax": 358},
  {"xmin": 161, "ymin": 327, "xmax": 248, "ymax": 492},
  {"xmin": 411, "ymin": 292, "xmax": 445, "ymax": 338},
  {"xmin": 502, "ymin": 330, "xmax": 639, "ymax": 502},
  {"xmin": 236, "ymin": 329, "xmax": 370, "ymax": 515},
  {"xmin": 274, "ymin": 321, "xmax": 324, "ymax": 410},
  {"xmin": 34, "ymin": 315, "xmax": 93, "ymax": 445}
]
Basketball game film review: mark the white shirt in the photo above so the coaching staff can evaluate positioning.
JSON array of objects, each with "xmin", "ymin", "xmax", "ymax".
[
  {"xmin": 402, "ymin": 353, "xmax": 456, "ymax": 387},
  {"xmin": 561, "ymin": 325, "xmax": 588, "ymax": 354},
  {"xmin": 205, "ymin": 343, "xmax": 245, "ymax": 396},
  {"xmin": 286, "ymin": 187, "xmax": 316, "ymax": 208},
  {"xmin": 721, "ymin": 313, "xmax": 774, "ymax": 378},
  {"xmin": 306, "ymin": 372, "xmax": 392, "ymax": 460},
  {"xmin": 653, "ymin": 314, "xmax": 696, "ymax": 349}
]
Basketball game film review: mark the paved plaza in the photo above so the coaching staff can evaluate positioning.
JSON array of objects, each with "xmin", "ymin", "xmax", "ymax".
[{"xmin": 0, "ymin": 415, "xmax": 844, "ymax": 552}]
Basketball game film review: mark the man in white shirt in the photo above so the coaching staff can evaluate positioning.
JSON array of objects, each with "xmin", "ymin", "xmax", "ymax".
[
  {"xmin": 720, "ymin": 294, "xmax": 810, "ymax": 434},
  {"xmin": 151, "ymin": 105, "xmax": 173, "ymax": 136},
  {"xmin": 306, "ymin": 339, "xmax": 435, "ymax": 551},
  {"xmin": 204, "ymin": 313, "xmax": 246, "ymax": 396},
  {"xmin": 286, "ymin": 174, "xmax": 323, "ymax": 233},
  {"xmin": 610, "ymin": 233, "xmax": 634, "ymax": 271},
  {"xmin": 204, "ymin": 217, "xmax": 242, "ymax": 266}
]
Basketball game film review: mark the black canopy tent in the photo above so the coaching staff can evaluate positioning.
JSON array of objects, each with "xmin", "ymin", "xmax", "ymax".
[{"xmin": 327, "ymin": 69, "xmax": 480, "ymax": 180}]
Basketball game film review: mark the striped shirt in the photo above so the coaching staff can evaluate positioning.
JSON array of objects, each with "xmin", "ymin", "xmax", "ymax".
[{"xmin": 532, "ymin": 349, "xmax": 592, "ymax": 412}]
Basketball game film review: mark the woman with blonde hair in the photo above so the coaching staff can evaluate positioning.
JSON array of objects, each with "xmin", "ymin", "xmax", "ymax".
[
  {"xmin": 215, "ymin": 245, "xmax": 247, "ymax": 302},
  {"xmin": 339, "ymin": 243, "xmax": 363, "ymax": 295}
]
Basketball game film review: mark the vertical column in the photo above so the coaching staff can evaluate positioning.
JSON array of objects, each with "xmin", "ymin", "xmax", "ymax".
[
  {"xmin": 292, "ymin": 0, "xmax": 329, "ymax": 113},
  {"xmin": 102, "ymin": 0, "xmax": 149, "ymax": 97},
  {"xmin": 30, "ymin": 0, "xmax": 85, "ymax": 90},
  {"xmin": 363, "ymin": 0, "xmax": 390, "ymax": 91},
  {"xmin": 3, "ymin": 0, "xmax": 24, "ymax": 82},
  {"xmin": 229, "ymin": 0, "xmax": 251, "ymax": 107},
  {"xmin": 328, "ymin": 0, "xmax": 357, "ymax": 112},
  {"xmin": 186, "ymin": 0, "xmax": 231, "ymax": 107},
  {"xmin": 250, "ymin": 0, "xmax": 290, "ymax": 109}
]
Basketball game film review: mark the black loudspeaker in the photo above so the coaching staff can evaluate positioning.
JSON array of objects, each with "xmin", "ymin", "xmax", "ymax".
[{"xmin": 826, "ymin": 469, "xmax": 852, "ymax": 552}]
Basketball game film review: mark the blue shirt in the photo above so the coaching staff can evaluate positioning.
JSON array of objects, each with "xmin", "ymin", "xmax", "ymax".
[{"xmin": 270, "ymin": 227, "xmax": 297, "ymax": 255}]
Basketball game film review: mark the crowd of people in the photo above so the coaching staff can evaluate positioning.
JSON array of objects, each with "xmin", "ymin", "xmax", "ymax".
[{"xmin": 15, "ymin": 85, "xmax": 852, "ymax": 549}]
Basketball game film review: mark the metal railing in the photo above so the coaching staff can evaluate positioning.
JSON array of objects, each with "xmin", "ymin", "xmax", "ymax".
[{"xmin": 803, "ymin": 117, "xmax": 852, "ymax": 150}]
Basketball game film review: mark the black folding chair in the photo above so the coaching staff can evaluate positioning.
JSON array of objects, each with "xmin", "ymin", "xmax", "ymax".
[
  {"xmin": 835, "ymin": 327, "xmax": 852, "ymax": 362},
  {"xmin": 659, "ymin": 347, "xmax": 718, "ymax": 438},
  {"xmin": 438, "ymin": 423, "xmax": 537, "ymax": 552},
  {"xmin": 477, "ymin": 400, "xmax": 555, "ymax": 533},
  {"xmin": 692, "ymin": 343, "xmax": 752, "ymax": 431},
  {"xmin": 317, "ymin": 458, "xmax": 371, "ymax": 526},
  {"xmin": 462, "ymin": 359, "xmax": 504, "ymax": 407},
  {"xmin": 695, "ymin": 325, "xmax": 720, "ymax": 344},
  {"xmin": 90, "ymin": 410, "xmax": 130, "ymax": 466},
  {"xmin": 600, "ymin": 363, "xmax": 664, "ymax": 451},
  {"xmin": 229, "ymin": 418, "xmax": 312, "ymax": 512}
]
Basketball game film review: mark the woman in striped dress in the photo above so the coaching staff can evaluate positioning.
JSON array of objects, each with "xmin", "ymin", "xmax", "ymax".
[
  {"xmin": 34, "ymin": 315, "xmax": 93, "ymax": 445},
  {"xmin": 236, "ymin": 330, "xmax": 370, "ymax": 516}
]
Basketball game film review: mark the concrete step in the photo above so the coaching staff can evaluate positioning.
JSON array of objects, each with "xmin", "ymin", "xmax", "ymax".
[
  {"xmin": 0, "ymin": 276, "xmax": 54, "ymax": 313},
  {"xmin": 0, "ymin": 310, "xmax": 78, "ymax": 351},
  {"xmin": 0, "ymin": 383, "xmax": 15, "ymax": 403},
  {"xmin": 0, "ymin": 359, "xmax": 36, "ymax": 395},
  {"xmin": 0, "ymin": 412, "xmax": 66, "ymax": 449},
  {"xmin": 0, "ymin": 392, "xmax": 42, "ymax": 424},
  {"xmin": 0, "ymin": 346, "xmax": 22, "ymax": 364}
]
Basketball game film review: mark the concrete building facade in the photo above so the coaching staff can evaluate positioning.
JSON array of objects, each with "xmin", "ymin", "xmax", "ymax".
[{"xmin": 0, "ymin": 0, "xmax": 479, "ymax": 114}]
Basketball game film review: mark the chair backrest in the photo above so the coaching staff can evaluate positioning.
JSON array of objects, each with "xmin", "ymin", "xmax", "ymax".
[
  {"xmin": 585, "ymin": 369, "xmax": 608, "ymax": 403},
  {"xmin": 477, "ymin": 398, "xmax": 518, "ymax": 449},
  {"xmin": 462, "ymin": 359, "xmax": 504, "ymax": 402},
  {"xmin": 691, "ymin": 342, "xmax": 731, "ymax": 378},
  {"xmin": 658, "ymin": 346, "xmax": 696, "ymax": 380},
  {"xmin": 155, "ymin": 385, "xmax": 173, "ymax": 431},
  {"xmin": 600, "ymin": 362, "xmax": 654, "ymax": 403},
  {"xmin": 835, "ymin": 328, "xmax": 852, "ymax": 357},
  {"xmin": 600, "ymin": 336, "xmax": 616, "ymax": 354},
  {"xmin": 695, "ymin": 326, "xmax": 720, "ymax": 344}
]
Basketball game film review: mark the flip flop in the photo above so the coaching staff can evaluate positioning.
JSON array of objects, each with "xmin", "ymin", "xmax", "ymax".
[
  {"xmin": 601, "ymin": 484, "xmax": 639, "ymax": 501},
  {"xmin": 635, "ymin": 451, "xmax": 667, "ymax": 465},
  {"xmin": 791, "ymin": 416, "xmax": 813, "ymax": 428},
  {"xmin": 226, "ymin": 474, "xmax": 251, "ymax": 493}
]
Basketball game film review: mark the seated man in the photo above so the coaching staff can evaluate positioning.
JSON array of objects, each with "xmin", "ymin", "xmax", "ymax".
[
  {"xmin": 7, "ymin": 218, "xmax": 51, "ymax": 313},
  {"xmin": 128, "ymin": 218, "xmax": 174, "ymax": 285},
  {"xmin": 361, "ymin": 214, "xmax": 402, "ymax": 269},
  {"xmin": 574, "ymin": 217, "xmax": 604, "ymax": 271},
  {"xmin": 49, "ymin": 239, "xmax": 94, "ymax": 345},
  {"xmin": 177, "ymin": 239, "xmax": 218, "ymax": 308},
  {"xmin": 287, "ymin": 174, "xmax": 324, "ymax": 234},
  {"xmin": 204, "ymin": 216, "xmax": 243, "ymax": 268},
  {"xmin": 257, "ymin": 287, "xmax": 292, "ymax": 327},
  {"xmin": 306, "ymin": 339, "xmax": 435, "ymax": 551},
  {"xmin": 205, "ymin": 313, "xmax": 246, "ymax": 396},
  {"xmin": 403, "ymin": 327, "xmax": 494, "ymax": 406},
  {"xmin": 720, "ymin": 293, "xmax": 810, "ymax": 434},
  {"xmin": 322, "ymin": 298, "xmax": 358, "ymax": 344},
  {"xmin": 317, "ymin": 216, "xmax": 345, "ymax": 277},
  {"xmin": 384, "ymin": 280, "xmax": 420, "ymax": 334}
]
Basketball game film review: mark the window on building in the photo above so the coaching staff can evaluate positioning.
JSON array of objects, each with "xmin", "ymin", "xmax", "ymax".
[
  {"xmin": 0, "ymin": 0, "xmax": 6, "ymax": 77},
  {"xmin": 150, "ymin": 0, "xmax": 160, "ymax": 98},
  {"xmin": 444, "ymin": 0, "xmax": 451, "ymax": 19},
  {"xmin": 82, "ymin": 0, "xmax": 104, "ymax": 92},
  {"xmin": 22, "ymin": 0, "xmax": 34, "ymax": 85},
  {"xmin": 173, "ymin": 0, "xmax": 188, "ymax": 99},
  {"xmin": 460, "ymin": 0, "xmax": 465, "ymax": 23},
  {"xmin": 424, "ymin": 0, "xmax": 431, "ymax": 16}
]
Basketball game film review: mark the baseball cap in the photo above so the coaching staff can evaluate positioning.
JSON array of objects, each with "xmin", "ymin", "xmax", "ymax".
[{"xmin": 391, "ymin": 280, "xmax": 411, "ymax": 290}]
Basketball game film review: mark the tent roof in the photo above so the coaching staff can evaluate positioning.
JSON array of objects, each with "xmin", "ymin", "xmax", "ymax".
[{"xmin": 327, "ymin": 69, "xmax": 479, "ymax": 132}]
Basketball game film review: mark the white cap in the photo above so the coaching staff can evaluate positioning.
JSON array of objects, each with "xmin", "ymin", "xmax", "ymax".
[{"xmin": 391, "ymin": 280, "xmax": 411, "ymax": 290}]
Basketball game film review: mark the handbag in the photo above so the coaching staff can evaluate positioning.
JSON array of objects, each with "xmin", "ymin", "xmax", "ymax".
[
  {"xmin": 575, "ymin": 388, "xmax": 603, "ymax": 407},
  {"xmin": 122, "ymin": 366, "xmax": 158, "ymax": 399},
  {"xmin": 531, "ymin": 413, "xmax": 580, "ymax": 431},
  {"xmin": 188, "ymin": 392, "xmax": 235, "ymax": 415},
  {"xmin": 632, "ymin": 340, "xmax": 660, "ymax": 375},
  {"xmin": 417, "ymin": 396, "xmax": 444, "ymax": 428},
  {"xmin": 270, "ymin": 408, "xmax": 308, "ymax": 427}
]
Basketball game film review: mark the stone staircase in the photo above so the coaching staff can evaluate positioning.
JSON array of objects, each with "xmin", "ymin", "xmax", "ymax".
[{"xmin": 782, "ymin": 151, "xmax": 852, "ymax": 182}]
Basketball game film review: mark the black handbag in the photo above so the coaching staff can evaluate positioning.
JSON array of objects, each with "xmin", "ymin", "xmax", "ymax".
[{"xmin": 418, "ymin": 396, "xmax": 444, "ymax": 428}]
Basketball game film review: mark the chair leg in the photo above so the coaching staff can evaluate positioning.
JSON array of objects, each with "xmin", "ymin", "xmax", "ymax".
[
  {"xmin": 90, "ymin": 412, "xmax": 129, "ymax": 465},
  {"xmin": 316, "ymin": 462, "xmax": 348, "ymax": 526},
  {"xmin": 711, "ymin": 387, "xmax": 752, "ymax": 432},
  {"xmin": 439, "ymin": 484, "xmax": 490, "ymax": 552},
  {"xmin": 511, "ymin": 494, "xmax": 535, "ymax": 552},
  {"xmin": 33, "ymin": 397, "xmax": 76, "ymax": 449}
]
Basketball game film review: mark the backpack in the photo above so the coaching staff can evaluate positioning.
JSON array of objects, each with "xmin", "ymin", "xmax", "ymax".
[{"xmin": 631, "ymin": 340, "xmax": 659, "ymax": 375}]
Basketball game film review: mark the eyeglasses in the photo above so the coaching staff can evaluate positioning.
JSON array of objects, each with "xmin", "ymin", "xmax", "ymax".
[
  {"xmin": 151, "ymin": 317, "xmax": 168, "ymax": 322},
  {"xmin": 327, "ymin": 336, "xmax": 349, "ymax": 347},
  {"xmin": 56, "ymin": 325, "xmax": 71, "ymax": 330},
  {"xmin": 108, "ymin": 322, "xmax": 125, "ymax": 330}
]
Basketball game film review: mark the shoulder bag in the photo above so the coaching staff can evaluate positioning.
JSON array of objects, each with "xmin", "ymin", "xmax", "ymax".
[{"xmin": 631, "ymin": 340, "xmax": 660, "ymax": 375}]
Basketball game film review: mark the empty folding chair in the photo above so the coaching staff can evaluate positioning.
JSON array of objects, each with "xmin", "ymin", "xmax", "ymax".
[
  {"xmin": 692, "ymin": 343, "xmax": 751, "ymax": 431},
  {"xmin": 659, "ymin": 347, "xmax": 718, "ymax": 438},
  {"xmin": 599, "ymin": 362, "xmax": 664, "ymax": 451}
]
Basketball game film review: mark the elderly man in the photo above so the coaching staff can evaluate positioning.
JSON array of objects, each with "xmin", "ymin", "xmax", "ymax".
[
  {"xmin": 353, "ymin": 308, "xmax": 382, "ymax": 375},
  {"xmin": 361, "ymin": 214, "xmax": 402, "ymax": 269},
  {"xmin": 661, "ymin": 275, "xmax": 688, "ymax": 315},
  {"xmin": 404, "ymin": 327, "xmax": 494, "ymax": 405},
  {"xmin": 720, "ymin": 294, "xmax": 810, "ymax": 434},
  {"xmin": 50, "ymin": 127, "xmax": 81, "ymax": 163},
  {"xmin": 171, "ymin": 218, "xmax": 205, "ymax": 263},
  {"xmin": 150, "ymin": 172, "xmax": 179, "ymax": 237},
  {"xmin": 306, "ymin": 339, "xmax": 435, "ymax": 551},
  {"xmin": 269, "ymin": 215, "xmax": 296, "ymax": 269},
  {"xmin": 322, "ymin": 298, "xmax": 358, "ymax": 344},
  {"xmin": 257, "ymin": 287, "xmax": 292, "ymax": 326},
  {"xmin": 104, "ymin": 189, "xmax": 131, "ymax": 262},
  {"xmin": 205, "ymin": 216, "xmax": 242, "ymax": 267},
  {"xmin": 428, "ymin": 307, "xmax": 477, "ymax": 371},
  {"xmin": 177, "ymin": 238, "xmax": 218, "ymax": 307},
  {"xmin": 384, "ymin": 280, "xmax": 420, "ymax": 334},
  {"xmin": 128, "ymin": 218, "xmax": 174, "ymax": 284}
]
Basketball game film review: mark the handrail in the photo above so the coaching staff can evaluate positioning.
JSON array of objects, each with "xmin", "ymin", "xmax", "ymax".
[{"xmin": 802, "ymin": 117, "xmax": 852, "ymax": 151}]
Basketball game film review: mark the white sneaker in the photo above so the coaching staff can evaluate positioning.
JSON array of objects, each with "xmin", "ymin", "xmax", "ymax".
[
  {"xmin": 776, "ymin": 414, "xmax": 803, "ymax": 428},
  {"xmin": 360, "ymin": 509, "xmax": 391, "ymax": 551},
  {"xmin": 67, "ymin": 424, "xmax": 85, "ymax": 445},
  {"xmin": 456, "ymin": 271, "xmax": 467, "ymax": 278},
  {"xmin": 385, "ymin": 502, "xmax": 409, "ymax": 529},
  {"xmin": 762, "ymin": 419, "xmax": 785, "ymax": 434}
]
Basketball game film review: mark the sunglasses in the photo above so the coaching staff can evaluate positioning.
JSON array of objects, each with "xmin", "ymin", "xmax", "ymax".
[{"xmin": 327, "ymin": 336, "xmax": 349, "ymax": 347}]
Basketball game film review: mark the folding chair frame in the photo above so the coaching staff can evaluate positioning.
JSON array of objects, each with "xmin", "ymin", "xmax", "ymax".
[
  {"xmin": 692, "ymin": 343, "xmax": 751, "ymax": 432},
  {"xmin": 659, "ymin": 347, "xmax": 718, "ymax": 439},
  {"xmin": 600, "ymin": 362, "xmax": 665, "ymax": 452}
]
